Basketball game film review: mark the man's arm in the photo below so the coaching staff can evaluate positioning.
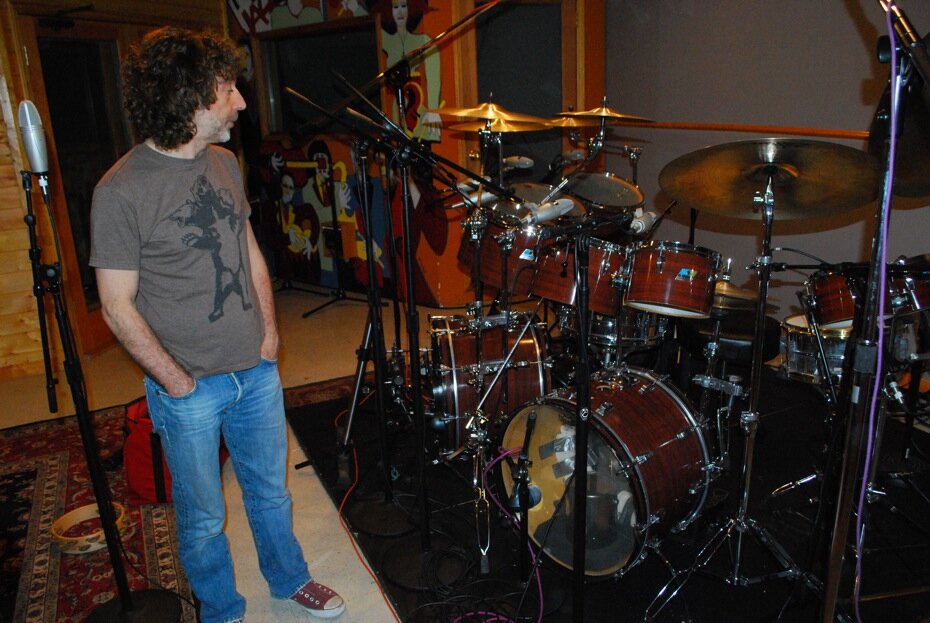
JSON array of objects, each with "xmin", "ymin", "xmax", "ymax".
[
  {"xmin": 96, "ymin": 267, "xmax": 195, "ymax": 397},
  {"xmin": 246, "ymin": 222, "xmax": 279, "ymax": 361}
]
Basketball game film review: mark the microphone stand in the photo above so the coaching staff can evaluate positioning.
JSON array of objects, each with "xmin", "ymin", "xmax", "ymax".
[
  {"xmin": 515, "ymin": 409, "xmax": 537, "ymax": 581},
  {"xmin": 571, "ymin": 232, "xmax": 593, "ymax": 622},
  {"xmin": 818, "ymin": 8, "xmax": 914, "ymax": 617},
  {"xmin": 20, "ymin": 170, "xmax": 180, "ymax": 622}
]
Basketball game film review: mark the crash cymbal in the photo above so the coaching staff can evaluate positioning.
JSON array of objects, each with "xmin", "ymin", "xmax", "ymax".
[
  {"xmin": 715, "ymin": 281, "xmax": 758, "ymax": 301},
  {"xmin": 544, "ymin": 116, "xmax": 603, "ymax": 128},
  {"xmin": 557, "ymin": 105, "xmax": 652, "ymax": 123},
  {"xmin": 432, "ymin": 102, "xmax": 547, "ymax": 124},
  {"xmin": 448, "ymin": 119, "xmax": 550, "ymax": 133},
  {"xmin": 658, "ymin": 138, "xmax": 881, "ymax": 220}
]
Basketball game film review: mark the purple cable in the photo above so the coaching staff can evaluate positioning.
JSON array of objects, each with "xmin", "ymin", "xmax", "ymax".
[
  {"xmin": 852, "ymin": 7, "xmax": 900, "ymax": 620},
  {"xmin": 476, "ymin": 445, "xmax": 545, "ymax": 623}
]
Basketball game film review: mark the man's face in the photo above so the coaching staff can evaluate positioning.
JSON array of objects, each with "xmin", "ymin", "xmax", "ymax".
[{"xmin": 192, "ymin": 79, "xmax": 246, "ymax": 145}]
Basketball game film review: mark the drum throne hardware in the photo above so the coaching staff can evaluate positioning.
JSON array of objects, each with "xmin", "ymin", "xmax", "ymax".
[{"xmin": 649, "ymin": 138, "xmax": 881, "ymax": 618}]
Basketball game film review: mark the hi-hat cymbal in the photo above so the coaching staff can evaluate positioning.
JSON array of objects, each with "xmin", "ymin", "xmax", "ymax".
[
  {"xmin": 658, "ymin": 138, "xmax": 881, "ymax": 220},
  {"xmin": 715, "ymin": 281, "xmax": 758, "ymax": 301},
  {"xmin": 557, "ymin": 105, "xmax": 652, "ymax": 123},
  {"xmin": 448, "ymin": 119, "xmax": 549, "ymax": 133},
  {"xmin": 432, "ymin": 102, "xmax": 547, "ymax": 124}
]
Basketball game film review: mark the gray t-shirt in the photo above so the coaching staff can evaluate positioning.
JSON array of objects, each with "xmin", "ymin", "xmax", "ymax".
[{"xmin": 89, "ymin": 143, "xmax": 264, "ymax": 378}]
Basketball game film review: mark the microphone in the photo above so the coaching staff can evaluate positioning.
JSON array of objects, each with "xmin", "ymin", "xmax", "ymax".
[
  {"xmin": 18, "ymin": 100, "xmax": 49, "ymax": 174},
  {"xmin": 883, "ymin": 1, "xmax": 930, "ymax": 85},
  {"xmin": 510, "ymin": 410, "xmax": 542, "ymax": 510},
  {"xmin": 629, "ymin": 210, "xmax": 657, "ymax": 234},
  {"xmin": 450, "ymin": 182, "xmax": 501, "ymax": 210},
  {"xmin": 521, "ymin": 198, "xmax": 575, "ymax": 225},
  {"xmin": 502, "ymin": 155, "xmax": 534, "ymax": 170}
]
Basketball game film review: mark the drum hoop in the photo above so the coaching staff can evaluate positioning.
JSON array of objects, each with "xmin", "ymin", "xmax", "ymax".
[
  {"xmin": 781, "ymin": 314, "xmax": 852, "ymax": 339},
  {"xmin": 569, "ymin": 170, "xmax": 640, "ymax": 193},
  {"xmin": 633, "ymin": 239, "xmax": 721, "ymax": 263}
]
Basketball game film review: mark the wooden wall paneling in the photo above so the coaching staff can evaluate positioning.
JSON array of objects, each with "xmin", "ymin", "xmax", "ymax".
[
  {"xmin": 12, "ymin": 0, "xmax": 223, "ymax": 30},
  {"xmin": 0, "ymin": 0, "xmax": 227, "ymax": 378}
]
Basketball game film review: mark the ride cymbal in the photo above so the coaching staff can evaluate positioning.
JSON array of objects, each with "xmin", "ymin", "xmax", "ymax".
[{"xmin": 658, "ymin": 138, "xmax": 881, "ymax": 220}]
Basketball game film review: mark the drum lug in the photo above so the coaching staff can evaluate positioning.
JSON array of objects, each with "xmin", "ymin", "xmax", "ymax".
[{"xmin": 633, "ymin": 450, "xmax": 654, "ymax": 465}]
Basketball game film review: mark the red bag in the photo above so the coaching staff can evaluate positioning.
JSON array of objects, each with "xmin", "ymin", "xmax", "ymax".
[
  {"xmin": 124, "ymin": 398, "xmax": 172, "ymax": 504},
  {"xmin": 123, "ymin": 398, "xmax": 229, "ymax": 505}
]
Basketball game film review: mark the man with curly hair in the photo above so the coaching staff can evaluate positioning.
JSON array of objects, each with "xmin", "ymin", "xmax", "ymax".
[{"xmin": 89, "ymin": 26, "xmax": 345, "ymax": 621}]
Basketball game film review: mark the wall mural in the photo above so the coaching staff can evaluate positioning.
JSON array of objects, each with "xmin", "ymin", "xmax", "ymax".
[{"xmin": 231, "ymin": 0, "xmax": 449, "ymax": 300}]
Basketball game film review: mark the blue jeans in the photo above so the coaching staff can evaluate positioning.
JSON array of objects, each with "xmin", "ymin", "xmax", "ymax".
[{"xmin": 144, "ymin": 359, "xmax": 310, "ymax": 623}]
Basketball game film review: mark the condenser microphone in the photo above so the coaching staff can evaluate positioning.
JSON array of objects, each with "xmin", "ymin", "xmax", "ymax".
[
  {"xmin": 629, "ymin": 210, "xmax": 658, "ymax": 234},
  {"xmin": 18, "ymin": 101, "xmax": 48, "ymax": 174},
  {"xmin": 521, "ymin": 198, "xmax": 575, "ymax": 225}
]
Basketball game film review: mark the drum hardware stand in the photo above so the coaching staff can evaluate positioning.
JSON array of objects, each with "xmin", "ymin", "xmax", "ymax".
[
  {"xmin": 20, "ymin": 166, "xmax": 180, "ymax": 621},
  {"xmin": 692, "ymin": 372, "xmax": 745, "ymax": 477},
  {"xmin": 648, "ymin": 179, "xmax": 802, "ymax": 620}
]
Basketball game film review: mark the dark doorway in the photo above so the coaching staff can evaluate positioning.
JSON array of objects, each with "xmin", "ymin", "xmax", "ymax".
[{"xmin": 38, "ymin": 37, "xmax": 131, "ymax": 308}]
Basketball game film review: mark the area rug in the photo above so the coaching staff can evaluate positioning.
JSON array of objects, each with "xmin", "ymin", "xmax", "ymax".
[
  {"xmin": 0, "ymin": 406, "xmax": 194, "ymax": 623},
  {"xmin": 0, "ymin": 377, "xmax": 353, "ymax": 623}
]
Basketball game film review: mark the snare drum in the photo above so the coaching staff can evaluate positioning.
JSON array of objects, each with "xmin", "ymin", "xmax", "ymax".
[
  {"xmin": 624, "ymin": 241, "xmax": 721, "ymax": 318},
  {"xmin": 499, "ymin": 366, "xmax": 710, "ymax": 576},
  {"xmin": 780, "ymin": 314, "xmax": 851, "ymax": 385},
  {"xmin": 531, "ymin": 238, "xmax": 627, "ymax": 316}
]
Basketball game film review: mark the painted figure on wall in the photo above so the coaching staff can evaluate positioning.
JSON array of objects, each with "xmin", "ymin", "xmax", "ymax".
[
  {"xmin": 368, "ymin": 0, "xmax": 442, "ymax": 142},
  {"xmin": 271, "ymin": 0, "xmax": 325, "ymax": 28}
]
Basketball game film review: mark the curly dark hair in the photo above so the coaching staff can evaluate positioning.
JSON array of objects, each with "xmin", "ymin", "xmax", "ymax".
[{"xmin": 122, "ymin": 26, "xmax": 242, "ymax": 150}]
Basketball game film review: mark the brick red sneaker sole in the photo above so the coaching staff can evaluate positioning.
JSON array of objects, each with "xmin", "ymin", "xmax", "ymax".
[{"xmin": 290, "ymin": 580, "xmax": 345, "ymax": 619}]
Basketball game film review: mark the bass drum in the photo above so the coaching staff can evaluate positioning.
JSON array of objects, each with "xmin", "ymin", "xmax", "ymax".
[
  {"xmin": 498, "ymin": 366, "xmax": 710, "ymax": 577},
  {"xmin": 429, "ymin": 314, "xmax": 550, "ymax": 453}
]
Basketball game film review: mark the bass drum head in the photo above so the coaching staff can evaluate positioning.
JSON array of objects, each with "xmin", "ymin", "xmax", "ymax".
[
  {"xmin": 498, "ymin": 366, "xmax": 710, "ymax": 578},
  {"xmin": 500, "ymin": 399, "xmax": 641, "ymax": 577}
]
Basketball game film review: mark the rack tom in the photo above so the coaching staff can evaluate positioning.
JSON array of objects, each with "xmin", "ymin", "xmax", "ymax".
[{"xmin": 624, "ymin": 241, "xmax": 721, "ymax": 318}]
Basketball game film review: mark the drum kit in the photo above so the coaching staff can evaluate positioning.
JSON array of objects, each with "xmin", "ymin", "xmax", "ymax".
[
  {"xmin": 318, "ymin": 60, "xmax": 919, "ymax": 617},
  {"xmin": 416, "ymin": 101, "xmax": 923, "ymax": 614}
]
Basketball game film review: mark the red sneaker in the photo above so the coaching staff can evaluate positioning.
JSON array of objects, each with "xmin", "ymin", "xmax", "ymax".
[{"xmin": 290, "ymin": 580, "xmax": 346, "ymax": 619}]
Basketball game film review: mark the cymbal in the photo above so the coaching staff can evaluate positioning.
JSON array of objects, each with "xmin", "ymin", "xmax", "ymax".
[
  {"xmin": 431, "ymin": 102, "xmax": 547, "ymax": 124},
  {"xmin": 658, "ymin": 138, "xmax": 881, "ymax": 220},
  {"xmin": 557, "ymin": 105, "xmax": 652, "ymax": 123},
  {"xmin": 544, "ymin": 116, "xmax": 603, "ymax": 128},
  {"xmin": 715, "ymin": 281, "xmax": 758, "ymax": 301},
  {"xmin": 448, "ymin": 119, "xmax": 550, "ymax": 133}
]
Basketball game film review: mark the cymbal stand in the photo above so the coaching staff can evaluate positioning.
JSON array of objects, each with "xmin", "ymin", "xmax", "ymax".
[{"xmin": 647, "ymin": 178, "xmax": 799, "ymax": 620}]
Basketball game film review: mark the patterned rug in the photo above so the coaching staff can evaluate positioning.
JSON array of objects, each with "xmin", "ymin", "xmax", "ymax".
[{"xmin": 0, "ymin": 378, "xmax": 352, "ymax": 623}]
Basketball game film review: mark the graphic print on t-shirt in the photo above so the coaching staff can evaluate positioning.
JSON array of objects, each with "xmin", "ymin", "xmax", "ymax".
[{"xmin": 171, "ymin": 175, "xmax": 253, "ymax": 322}]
